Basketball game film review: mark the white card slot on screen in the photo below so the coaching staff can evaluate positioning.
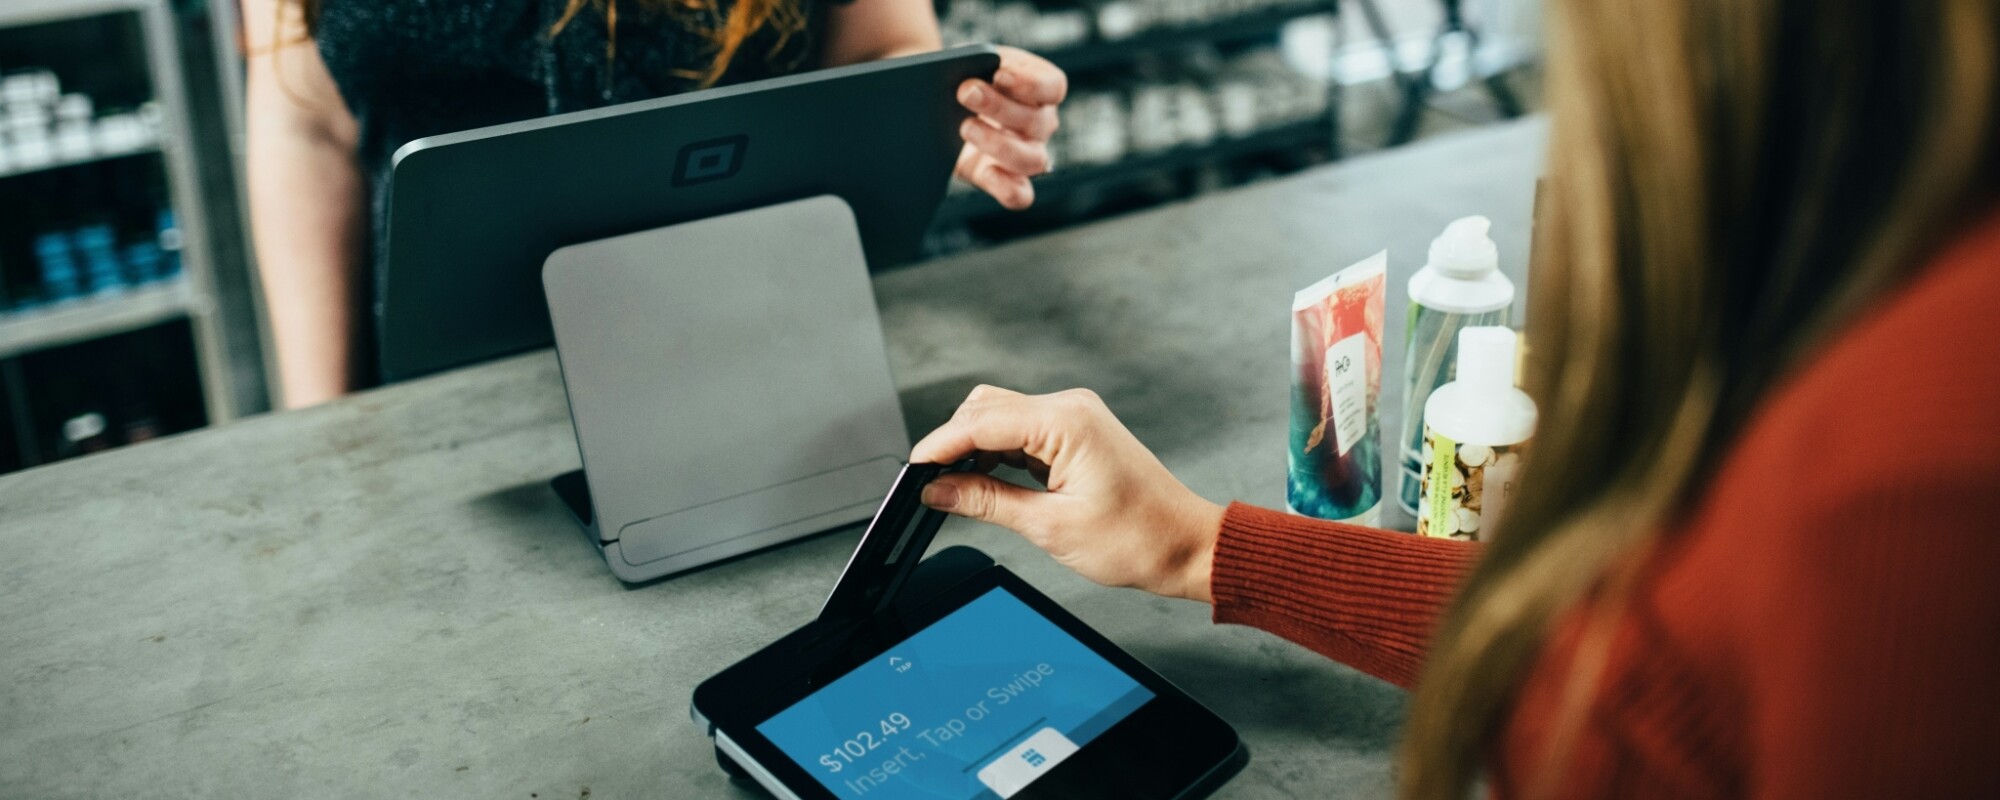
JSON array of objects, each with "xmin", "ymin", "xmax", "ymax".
[{"xmin": 975, "ymin": 727, "xmax": 1080, "ymax": 798}]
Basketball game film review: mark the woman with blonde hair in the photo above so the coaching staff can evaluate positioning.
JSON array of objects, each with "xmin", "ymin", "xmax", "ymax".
[
  {"xmin": 246, "ymin": 0, "xmax": 1065, "ymax": 407},
  {"xmin": 912, "ymin": 0, "xmax": 2000, "ymax": 796}
]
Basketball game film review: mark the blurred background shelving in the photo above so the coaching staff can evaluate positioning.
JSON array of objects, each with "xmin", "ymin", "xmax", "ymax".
[
  {"xmin": 0, "ymin": 0, "xmax": 1536, "ymax": 476},
  {"xmin": 925, "ymin": 0, "xmax": 1536, "ymax": 253},
  {"xmin": 929, "ymin": 0, "xmax": 1342, "ymax": 249},
  {"xmin": 0, "ymin": 0, "xmax": 262, "ymax": 473}
]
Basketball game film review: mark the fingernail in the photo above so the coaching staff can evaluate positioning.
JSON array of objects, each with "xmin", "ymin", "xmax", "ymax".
[
  {"xmin": 996, "ymin": 71, "xmax": 1016, "ymax": 90},
  {"xmin": 961, "ymin": 84, "xmax": 984, "ymax": 106},
  {"xmin": 922, "ymin": 483, "xmax": 958, "ymax": 511},
  {"xmin": 960, "ymin": 119, "xmax": 978, "ymax": 139}
]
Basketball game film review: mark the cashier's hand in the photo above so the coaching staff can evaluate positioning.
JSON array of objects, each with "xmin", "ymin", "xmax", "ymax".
[
  {"xmin": 956, "ymin": 47, "xmax": 1066, "ymax": 211},
  {"xmin": 912, "ymin": 386, "xmax": 1225, "ymax": 603}
]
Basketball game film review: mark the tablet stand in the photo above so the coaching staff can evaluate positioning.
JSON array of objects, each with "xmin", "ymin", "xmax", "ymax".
[{"xmin": 542, "ymin": 195, "xmax": 912, "ymax": 583}]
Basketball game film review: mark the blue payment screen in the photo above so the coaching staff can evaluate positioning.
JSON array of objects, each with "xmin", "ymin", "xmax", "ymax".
[{"xmin": 757, "ymin": 588, "xmax": 1154, "ymax": 799}]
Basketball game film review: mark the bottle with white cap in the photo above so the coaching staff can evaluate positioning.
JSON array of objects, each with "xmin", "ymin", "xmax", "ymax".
[
  {"xmin": 1398, "ymin": 215, "xmax": 1515, "ymax": 519},
  {"xmin": 1417, "ymin": 327, "xmax": 1535, "ymax": 541}
]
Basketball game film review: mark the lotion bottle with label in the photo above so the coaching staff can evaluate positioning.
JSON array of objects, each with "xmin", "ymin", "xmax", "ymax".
[
  {"xmin": 1418, "ymin": 327, "xmax": 1535, "ymax": 541},
  {"xmin": 1398, "ymin": 215, "xmax": 1515, "ymax": 517}
]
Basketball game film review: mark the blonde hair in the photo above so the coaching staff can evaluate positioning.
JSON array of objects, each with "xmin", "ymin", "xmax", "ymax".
[{"xmin": 1398, "ymin": 1, "xmax": 2000, "ymax": 797}]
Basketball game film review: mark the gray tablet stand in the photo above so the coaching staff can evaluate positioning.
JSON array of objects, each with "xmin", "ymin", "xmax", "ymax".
[{"xmin": 542, "ymin": 195, "xmax": 911, "ymax": 583}]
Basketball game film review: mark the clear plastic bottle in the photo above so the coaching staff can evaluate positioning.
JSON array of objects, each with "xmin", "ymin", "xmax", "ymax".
[{"xmin": 1398, "ymin": 216, "xmax": 1514, "ymax": 518}]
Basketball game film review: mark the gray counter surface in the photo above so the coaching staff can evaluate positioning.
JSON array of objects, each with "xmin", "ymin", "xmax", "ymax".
[{"xmin": 1, "ymin": 119, "xmax": 1543, "ymax": 798}]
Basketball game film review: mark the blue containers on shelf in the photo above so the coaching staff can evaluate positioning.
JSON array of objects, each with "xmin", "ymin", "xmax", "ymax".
[
  {"xmin": 34, "ymin": 231, "xmax": 84, "ymax": 301},
  {"xmin": 14, "ymin": 207, "xmax": 181, "ymax": 310},
  {"xmin": 121, "ymin": 240, "xmax": 163, "ymax": 284},
  {"xmin": 75, "ymin": 223, "xmax": 122, "ymax": 294},
  {"xmin": 155, "ymin": 208, "xmax": 181, "ymax": 279}
]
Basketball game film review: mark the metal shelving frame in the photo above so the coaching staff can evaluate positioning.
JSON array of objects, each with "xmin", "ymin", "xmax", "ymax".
[
  {"xmin": 0, "ymin": 281, "xmax": 193, "ymax": 360},
  {"xmin": 185, "ymin": 0, "xmax": 273, "ymax": 416},
  {"xmin": 0, "ymin": 0, "xmax": 250, "ymax": 446},
  {"xmin": 0, "ymin": 137, "xmax": 160, "ymax": 181}
]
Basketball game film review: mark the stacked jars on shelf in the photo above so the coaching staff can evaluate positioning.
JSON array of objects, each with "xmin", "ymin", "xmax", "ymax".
[
  {"xmin": 1046, "ymin": 48, "xmax": 1330, "ymax": 169},
  {"xmin": 936, "ymin": 0, "xmax": 1331, "ymax": 185},
  {"xmin": 0, "ymin": 68, "xmax": 179, "ymax": 313},
  {"xmin": 940, "ymin": 0, "xmax": 1328, "ymax": 48}
]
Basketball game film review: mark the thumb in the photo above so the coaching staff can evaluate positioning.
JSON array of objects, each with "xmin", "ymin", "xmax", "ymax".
[{"xmin": 921, "ymin": 472, "xmax": 1041, "ymax": 533}]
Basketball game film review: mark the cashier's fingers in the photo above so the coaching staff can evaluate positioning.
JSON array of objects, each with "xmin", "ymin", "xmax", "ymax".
[
  {"xmin": 958, "ymin": 78, "xmax": 1061, "ymax": 143},
  {"xmin": 992, "ymin": 45, "xmax": 1069, "ymax": 107},
  {"xmin": 961, "ymin": 117, "xmax": 1052, "ymax": 177},
  {"xmin": 957, "ymin": 144, "xmax": 1036, "ymax": 210}
]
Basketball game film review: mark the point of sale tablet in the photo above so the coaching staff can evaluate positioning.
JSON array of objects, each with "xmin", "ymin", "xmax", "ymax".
[{"xmin": 694, "ymin": 561, "xmax": 1247, "ymax": 800}]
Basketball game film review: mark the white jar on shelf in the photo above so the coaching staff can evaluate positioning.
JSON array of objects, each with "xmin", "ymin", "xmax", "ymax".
[{"xmin": 54, "ymin": 118, "xmax": 93, "ymax": 160}]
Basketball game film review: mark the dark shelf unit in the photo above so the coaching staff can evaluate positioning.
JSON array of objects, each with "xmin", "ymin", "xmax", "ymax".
[
  {"xmin": 1039, "ymin": 1, "xmax": 1337, "ymax": 74},
  {"xmin": 9, "ymin": 318, "xmax": 208, "ymax": 464},
  {"xmin": 935, "ymin": 116, "xmax": 1335, "ymax": 227},
  {"xmin": 934, "ymin": 0, "xmax": 1340, "ymax": 232},
  {"xmin": 0, "ymin": 0, "xmax": 254, "ymax": 474}
]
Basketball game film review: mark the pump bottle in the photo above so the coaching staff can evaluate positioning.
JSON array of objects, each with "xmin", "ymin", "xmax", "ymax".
[
  {"xmin": 1398, "ymin": 216, "xmax": 1514, "ymax": 518},
  {"xmin": 1418, "ymin": 327, "xmax": 1536, "ymax": 540}
]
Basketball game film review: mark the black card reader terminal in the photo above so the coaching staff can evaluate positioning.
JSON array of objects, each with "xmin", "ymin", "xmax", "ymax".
[{"xmin": 692, "ymin": 462, "xmax": 1248, "ymax": 800}]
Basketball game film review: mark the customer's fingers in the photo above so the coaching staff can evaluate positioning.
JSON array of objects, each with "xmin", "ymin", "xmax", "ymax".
[
  {"xmin": 921, "ymin": 471, "xmax": 1047, "ymax": 536},
  {"xmin": 995, "ymin": 449, "xmax": 1031, "ymax": 471},
  {"xmin": 965, "ymin": 448, "xmax": 1024, "ymax": 475},
  {"xmin": 993, "ymin": 46, "xmax": 1068, "ymax": 106},
  {"xmin": 912, "ymin": 391, "xmax": 1054, "ymax": 464},
  {"xmin": 972, "ymin": 449, "xmax": 1003, "ymax": 475},
  {"xmin": 961, "ymin": 383, "xmax": 1024, "ymax": 406},
  {"xmin": 975, "ymin": 449, "xmax": 1050, "ymax": 486},
  {"xmin": 958, "ymin": 78, "xmax": 1060, "ymax": 142},
  {"xmin": 961, "ymin": 117, "xmax": 1051, "ymax": 177}
]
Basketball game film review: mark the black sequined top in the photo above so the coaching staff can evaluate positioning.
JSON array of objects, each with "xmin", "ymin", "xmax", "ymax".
[{"xmin": 313, "ymin": 0, "xmax": 826, "ymax": 371}]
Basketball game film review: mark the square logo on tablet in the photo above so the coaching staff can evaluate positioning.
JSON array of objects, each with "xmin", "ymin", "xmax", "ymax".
[{"xmin": 674, "ymin": 135, "xmax": 748, "ymax": 186}]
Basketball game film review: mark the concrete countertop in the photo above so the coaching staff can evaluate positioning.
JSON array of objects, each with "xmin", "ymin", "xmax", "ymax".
[{"xmin": 0, "ymin": 118, "xmax": 1544, "ymax": 799}]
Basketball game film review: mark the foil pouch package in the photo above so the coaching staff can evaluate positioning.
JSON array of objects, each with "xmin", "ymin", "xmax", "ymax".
[{"xmin": 1288, "ymin": 252, "xmax": 1387, "ymax": 525}]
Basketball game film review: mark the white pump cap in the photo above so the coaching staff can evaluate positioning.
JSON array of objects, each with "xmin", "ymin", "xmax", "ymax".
[
  {"xmin": 1427, "ymin": 215, "xmax": 1499, "ymax": 279},
  {"xmin": 1457, "ymin": 326, "xmax": 1519, "ymax": 390}
]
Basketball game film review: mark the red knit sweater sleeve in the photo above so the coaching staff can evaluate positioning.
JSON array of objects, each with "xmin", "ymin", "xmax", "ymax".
[{"xmin": 1208, "ymin": 502, "xmax": 1479, "ymax": 688}]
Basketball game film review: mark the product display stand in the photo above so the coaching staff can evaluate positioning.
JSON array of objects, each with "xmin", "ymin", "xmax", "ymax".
[{"xmin": 541, "ymin": 195, "xmax": 912, "ymax": 584}]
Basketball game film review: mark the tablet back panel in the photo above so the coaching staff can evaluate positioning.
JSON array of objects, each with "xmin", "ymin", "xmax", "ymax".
[
  {"xmin": 543, "ymin": 195, "xmax": 909, "ymax": 581},
  {"xmin": 382, "ymin": 46, "xmax": 999, "ymax": 382}
]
